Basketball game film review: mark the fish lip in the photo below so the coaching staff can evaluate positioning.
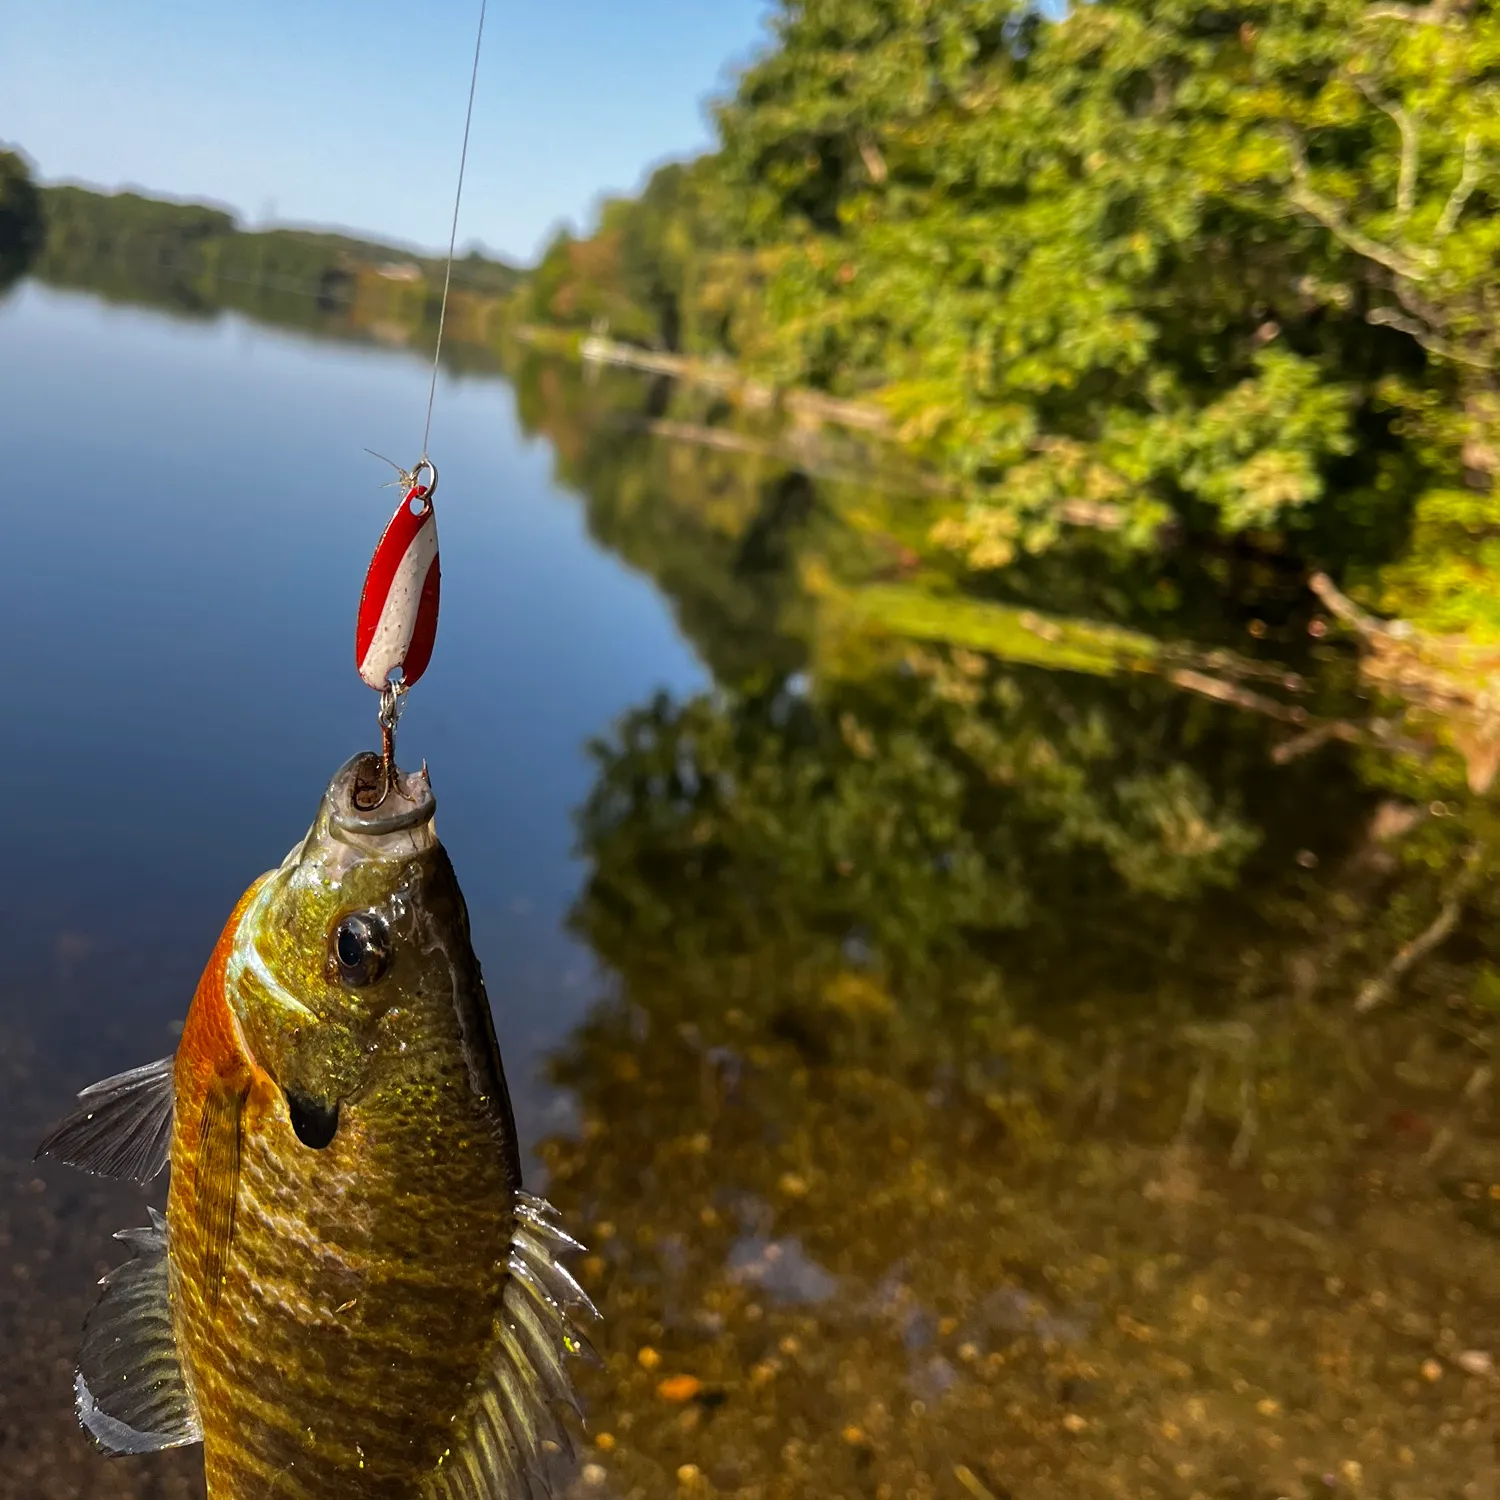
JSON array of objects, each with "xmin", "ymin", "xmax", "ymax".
[{"xmin": 326, "ymin": 752, "xmax": 437, "ymax": 838}]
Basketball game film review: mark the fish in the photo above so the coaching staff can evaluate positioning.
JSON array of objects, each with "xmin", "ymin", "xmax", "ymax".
[{"xmin": 39, "ymin": 751, "xmax": 595, "ymax": 1499}]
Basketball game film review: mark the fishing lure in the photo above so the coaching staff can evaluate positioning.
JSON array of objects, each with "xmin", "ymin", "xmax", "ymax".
[
  {"xmin": 354, "ymin": 457, "xmax": 441, "ymax": 802},
  {"xmin": 356, "ymin": 458, "xmax": 441, "ymax": 695},
  {"xmin": 38, "ymin": 456, "xmax": 597, "ymax": 1499}
]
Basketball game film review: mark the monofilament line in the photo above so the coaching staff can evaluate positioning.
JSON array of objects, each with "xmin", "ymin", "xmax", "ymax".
[{"xmin": 422, "ymin": 0, "xmax": 489, "ymax": 461}]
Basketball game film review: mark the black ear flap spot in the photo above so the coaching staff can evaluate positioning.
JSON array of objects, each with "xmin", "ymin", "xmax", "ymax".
[{"xmin": 284, "ymin": 1090, "xmax": 339, "ymax": 1150}]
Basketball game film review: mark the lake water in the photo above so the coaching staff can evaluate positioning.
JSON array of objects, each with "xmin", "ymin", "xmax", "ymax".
[
  {"xmin": 1, "ymin": 279, "xmax": 706, "ymax": 1101},
  {"xmin": 0, "ymin": 280, "xmax": 704, "ymax": 1494},
  {"xmin": 1, "ymin": 277, "xmax": 1497, "ymax": 1499}
]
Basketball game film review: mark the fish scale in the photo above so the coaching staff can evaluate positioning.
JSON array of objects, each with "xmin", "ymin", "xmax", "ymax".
[
  {"xmin": 187, "ymin": 1085, "xmax": 514, "ymax": 1488},
  {"xmin": 176, "ymin": 904, "xmax": 521, "ymax": 1495}
]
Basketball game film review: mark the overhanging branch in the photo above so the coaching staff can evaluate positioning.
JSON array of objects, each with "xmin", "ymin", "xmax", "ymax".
[
  {"xmin": 1352, "ymin": 75, "xmax": 1419, "ymax": 224},
  {"xmin": 1435, "ymin": 132, "xmax": 1481, "ymax": 239},
  {"xmin": 1367, "ymin": 306, "xmax": 1493, "ymax": 369},
  {"xmin": 1284, "ymin": 131, "xmax": 1430, "ymax": 281},
  {"xmin": 1364, "ymin": 1, "xmax": 1458, "ymax": 23}
]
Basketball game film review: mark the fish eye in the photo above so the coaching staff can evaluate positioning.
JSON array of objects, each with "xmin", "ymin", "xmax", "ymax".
[{"xmin": 330, "ymin": 911, "xmax": 390, "ymax": 987}]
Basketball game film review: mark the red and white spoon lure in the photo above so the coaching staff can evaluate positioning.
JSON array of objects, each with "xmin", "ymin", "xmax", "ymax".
[{"xmin": 356, "ymin": 459, "xmax": 441, "ymax": 692}]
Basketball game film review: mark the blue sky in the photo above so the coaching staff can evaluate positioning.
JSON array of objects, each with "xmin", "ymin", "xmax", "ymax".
[{"xmin": 2, "ymin": 0, "xmax": 772, "ymax": 264}]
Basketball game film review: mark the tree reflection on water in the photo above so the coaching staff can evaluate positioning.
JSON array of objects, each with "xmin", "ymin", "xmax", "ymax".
[{"xmin": 514, "ymin": 355, "xmax": 1500, "ymax": 1500}]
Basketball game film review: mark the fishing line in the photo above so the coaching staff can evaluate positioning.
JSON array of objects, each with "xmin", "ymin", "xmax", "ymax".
[
  {"xmin": 422, "ymin": 0, "xmax": 489, "ymax": 461},
  {"xmin": 351, "ymin": 0, "xmax": 487, "ymax": 800}
]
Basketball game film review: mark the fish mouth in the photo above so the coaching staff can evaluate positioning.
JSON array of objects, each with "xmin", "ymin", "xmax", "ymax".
[{"xmin": 326, "ymin": 752, "xmax": 437, "ymax": 840}]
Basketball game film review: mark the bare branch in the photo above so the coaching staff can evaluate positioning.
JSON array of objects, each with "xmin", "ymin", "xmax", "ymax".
[
  {"xmin": 1352, "ymin": 76, "xmax": 1420, "ymax": 223},
  {"xmin": 1392, "ymin": 276, "xmax": 1445, "ymax": 327},
  {"xmin": 1367, "ymin": 306, "xmax": 1494, "ymax": 370},
  {"xmin": 1287, "ymin": 184, "xmax": 1428, "ymax": 278},
  {"xmin": 1308, "ymin": 570, "xmax": 1397, "ymax": 640},
  {"xmin": 1435, "ymin": 132, "xmax": 1481, "ymax": 239},
  {"xmin": 1229, "ymin": 1064, "xmax": 1258, "ymax": 1170},
  {"xmin": 1354, "ymin": 845, "xmax": 1484, "ymax": 1013},
  {"xmin": 1284, "ymin": 131, "xmax": 1430, "ymax": 280},
  {"xmin": 1057, "ymin": 499, "xmax": 1127, "ymax": 530},
  {"xmin": 1167, "ymin": 668, "xmax": 1309, "ymax": 725},
  {"xmin": 641, "ymin": 418, "xmax": 776, "ymax": 460},
  {"xmin": 1423, "ymin": 1063, "xmax": 1494, "ymax": 1166},
  {"xmin": 1270, "ymin": 720, "xmax": 1366, "ymax": 763},
  {"xmin": 1364, "ymin": 1, "xmax": 1457, "ymax": 23},
  {"xmin": 1354, "ymin": 900, "xmax": 1461, "ymax": 1011}
]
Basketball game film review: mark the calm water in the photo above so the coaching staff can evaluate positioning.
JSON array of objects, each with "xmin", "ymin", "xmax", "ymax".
[
  {"xmin": 0, "ymin": 278, "xmax": 704, "ymax": 1113},
  {"xmin": 1, "ymin": 278, "xmax": 1498, "ymax": 1500},
  {"xmin": 0, "ymin": 281, "xmax": 703, "ymax": 1493}
]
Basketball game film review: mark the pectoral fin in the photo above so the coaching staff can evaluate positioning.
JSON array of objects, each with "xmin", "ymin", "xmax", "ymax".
[
  {"xmin": 195, "ymin": 1083, "xmax": 245, "ymax": 1307},
  {"xmin": 75, "ymin": 1209, "xmax": 202, "ymax": 1454},
  {"xmin": 36, "ymin": 1056, "xmax": 176, "ymax": 1185}
]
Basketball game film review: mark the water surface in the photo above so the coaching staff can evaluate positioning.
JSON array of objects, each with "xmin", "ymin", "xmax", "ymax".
[
  {"xmin": 2, "ymin": 277, "xmax": 1497, "ymax": 1500},
  {"xmin": 0, "ymin": 279, "xmax": 704, "ymax": 1494},
  {"xmin": 1, "ymin": 279, "xmax": 705, "ymax": 1088}
]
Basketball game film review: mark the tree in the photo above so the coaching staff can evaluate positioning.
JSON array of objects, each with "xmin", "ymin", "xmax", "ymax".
[
  {"xmin": 0, "ymin": 149, "xmax": 44, "ymax": 288},
  {"xmin": 517, "ymin": 0, "xmax": 1500, "ymax": 618}
]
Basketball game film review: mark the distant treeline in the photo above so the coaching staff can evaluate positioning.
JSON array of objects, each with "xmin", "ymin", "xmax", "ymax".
[
  {"xmin": 0, "ymin": 149, "xmax": 523, "ymax": 354},
  {"xmin": 34, "ymin": 178, "xmax": 521, "ymax": 320}
]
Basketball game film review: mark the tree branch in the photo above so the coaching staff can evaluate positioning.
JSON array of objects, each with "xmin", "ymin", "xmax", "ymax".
[
  {"xmin": 1284, "ymin": 131, "xmax": 1430, "ymax": 280},
  {"xmin": 1364, "ymin": 1, "xmax": 1457, "ymax": 23},
  {"xmin": 1269, "ymin": 720, "xmax": 1366, "ymax": 763},
  {"xmin": 1167, "ymin": 668, "xmax": 1308, "ymax": 724},
  {"xmin": 1354, "ymin": 845, "xmax": 1484, "ymax": 1013},
  {"xmin": 1435, "ymin": 132, "xmax": 1480, "ymax": 239},
  {"xmin": 1392, "ymin": 275, "xmax": 1445, "ymax": 327},
  {"xmin": 1352, "ymin": 76, "xmax": 1419, "ymax": 223},
  {"xmin": 1308, "ymin": 570, "xmax": 1399, "ymax": 640},
  {"xmin": 1422, "ymin": 1063, "xmax": 1494, "ymax": 1166},
  {"xmin": 1367, "ymin": 306, "xmax": 1493, "ymax": 369}
]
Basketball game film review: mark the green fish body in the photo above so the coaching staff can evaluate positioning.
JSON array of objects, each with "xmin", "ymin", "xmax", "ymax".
[{"xmin": 40, "ymin": 753, "xmax": 593, "ymax": 1499}]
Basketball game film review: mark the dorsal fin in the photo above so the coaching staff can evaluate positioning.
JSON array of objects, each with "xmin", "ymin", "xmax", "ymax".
[
  {"xmin": 427, "ymin": 1195, "xmax": 596, "ymax": 1499},
  {"xmin": 36, "ymin": 1056, "xmax": 176, "ymax": 1186},
  {"xmin": 74, "ymin": 1208, "xmax": 203, "ymax": 1455}
]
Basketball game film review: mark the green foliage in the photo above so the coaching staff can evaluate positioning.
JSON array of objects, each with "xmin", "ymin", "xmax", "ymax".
[
  {"xmin": 712, "ymin": 0, "xmax": 1402, "ymax": 544},
  {"xmin": 520, "ymin": 0, "xmax": 1500, "ymax": 624},
  {"xmin": 1375, "ymin": 488, "xmax": 1500, "ymax": 641},
  {"xmin": 41, "ymin": 183, "xmax": 234, "ymax": 263},
  {"xmin": 0, "ymin": 148, "xmax": 44, "ymax": 288},
  {"xmin": 515, "ymin": 157, "xmax": 733, "ymax": 351},
  {"xmin": 843, "ymin": 583, "xmax": 1163, "ymax": 675}
]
